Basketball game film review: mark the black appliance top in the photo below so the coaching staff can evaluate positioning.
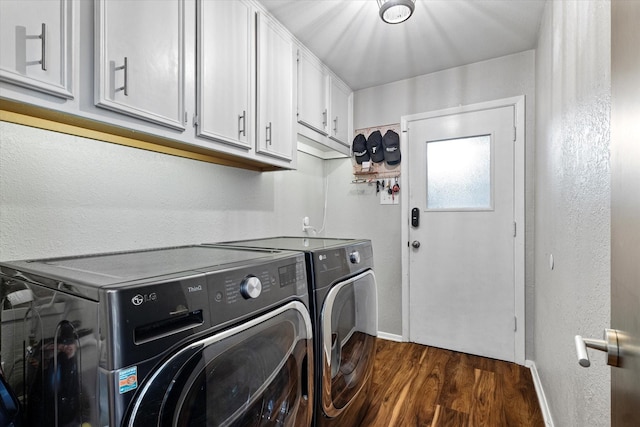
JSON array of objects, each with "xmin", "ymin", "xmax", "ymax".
[
  {"xmin": 0, "ymin": 245, "xmax": 292, "ymax": 289},
  {"xmin": 217, "ymin": 237, "xmax": 367, "ymax": 252},
  {"xmin": 213, "ymin": 237, "xmax": 374, "ymax": 290}
]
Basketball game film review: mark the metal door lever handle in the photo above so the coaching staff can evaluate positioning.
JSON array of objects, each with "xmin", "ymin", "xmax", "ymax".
[{"xmin": 575, "ymin": 328, "xmax": 620, "ymax": 367}]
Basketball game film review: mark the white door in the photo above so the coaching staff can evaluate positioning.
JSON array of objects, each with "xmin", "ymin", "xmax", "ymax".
[
  {"xmin": 329, "ymin": 76, "xmax": 350, "ymax": 147},
  {"xmin": 256, "ymin": 12, "xmax": 295, "ymax": 161},
  {"xmin": 575, "ymin": 4, "xmax": 640, "ymax": 423},
  {"xmin": 95, "ymin": 0, "xmax": 185, "ymax": 130},
  {"xmin": 197, "ymin": 0, "xmax": 253, "ymax": 149},
  {"xmin": 610, "ymin": 1, "xmax": 640, "ymax": 423},
  {"xmin": 406, "ymin": 100, "xmax": 524, "ymax": 363},
  {"xmin": 297, "ymin": 50, "xmax": 328, "ymax": 135},
  {"xmin": 0, "ymin": 0, "xmax": 73, "ymax": 99}
]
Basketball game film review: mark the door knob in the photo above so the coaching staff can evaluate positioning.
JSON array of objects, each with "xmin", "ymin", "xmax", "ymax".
[
  {"xmin": 574, "ymin": 328, "xmax": 620, "ymax": 367},
  {"xmin": 411, "ymin": 240, "xmax": 421, "ymax": 249}
]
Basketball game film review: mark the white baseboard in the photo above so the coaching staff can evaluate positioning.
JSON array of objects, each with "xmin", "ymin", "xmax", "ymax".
[
  {"xmin": 377, "ymin": 331, "xmax": 404, "ymax": 342},
  {"xmin": 525, "ymin": 360, "xmax": 554, "ymax": 427}
]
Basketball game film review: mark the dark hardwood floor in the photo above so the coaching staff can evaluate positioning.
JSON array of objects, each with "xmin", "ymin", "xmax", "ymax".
[{"xmin": 359, "ymin": 339, "xmax": 545, "ymax": 427}]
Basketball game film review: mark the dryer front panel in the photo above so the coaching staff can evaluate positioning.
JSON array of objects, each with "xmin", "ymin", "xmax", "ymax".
[
  {"xmin": 125, "ymin": 301, "xmax": 313, "ymax": 427},
  {"xmin": 320, "ymin": 269, "xmax": 378, "ymax": 419}
]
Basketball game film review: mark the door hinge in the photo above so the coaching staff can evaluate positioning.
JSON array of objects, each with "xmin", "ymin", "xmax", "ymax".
[
  {"xmin": 193, "ymin": 114, "xmax": 199, "ymax": 127},
  {"xmin": 514, "ymin": 316, "xmax": 518, "ymax": 332},
  {"xmin": 296, "ymin": 49, "xmax": 300, "ymax": 62},
  {"xmin": 513, "ymin": 221, "xmax": 517, "ymax": 237},
  {"xmin": 184, "ymin": 111, "xmax": 188, "ymax": 124},
  {"xmin": 513, "ymin": 126, "xmax": 517, "ymax": 142}
]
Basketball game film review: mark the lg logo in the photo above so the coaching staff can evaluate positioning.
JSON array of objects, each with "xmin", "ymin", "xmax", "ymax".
[{"xmin": 131, "ymin": 293, "xmax": 157, "ymax": 306}]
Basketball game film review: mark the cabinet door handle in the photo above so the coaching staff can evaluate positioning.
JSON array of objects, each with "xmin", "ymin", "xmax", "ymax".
[
  {"xmin": 115, "ymin": 57, "xmax": 128, "ymax": 96},
  {"xmin": 26, "ymin": 23, "xmax": 47, "ymax": 70},
  {"xmin": 333, "ymin": 116, "xmax": 338, "ymax": 134},
  {"xmin": 266, "ymin": 122, "xmax": 272, "ymax": 145},
  {"xmin": 238, "ymin": 110, "xmax": 246, "ymax": 137},
  {"xmin": 39, "ymin": 23, "xmax": 46, "ymax": 71},
  {"xmin": 322, "ymin": 109, "xmax": 327, "ymax": 128}
]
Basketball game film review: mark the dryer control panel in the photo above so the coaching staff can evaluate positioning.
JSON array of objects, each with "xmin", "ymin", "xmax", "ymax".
[{"xmin": 207, "ymin": 254, "xmax": 308, "ymax": 328}]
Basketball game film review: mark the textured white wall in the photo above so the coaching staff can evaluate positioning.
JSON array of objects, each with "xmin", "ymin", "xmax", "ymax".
[
  {"xmin": 0, "ymin": 121, "xmax": 325, "ymax": 260},
  {"xmin": 535, "ymin": 1, "xmax": 611, "ymax": 426},
  {"xmin": 340, "ymin": 51, "xmax": 535, "ymax": 340},
  {"xmin": 321, "ymin": 157, "xmax": 398, "ymax": 333}
]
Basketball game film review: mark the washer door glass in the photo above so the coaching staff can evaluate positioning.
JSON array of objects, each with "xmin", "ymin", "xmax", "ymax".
[
  {"xmin": 126, "ymin": 301, "xmax": 313, "ymax": 427},
  {"xmin": 321, "ymin": 270, "xmax": 378, "ymax": 417}
]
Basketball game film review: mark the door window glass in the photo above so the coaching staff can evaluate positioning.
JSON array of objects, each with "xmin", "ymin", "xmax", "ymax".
[{"xmin": 426, "ymin": 135, "xmax": 492, "ymax": 210}]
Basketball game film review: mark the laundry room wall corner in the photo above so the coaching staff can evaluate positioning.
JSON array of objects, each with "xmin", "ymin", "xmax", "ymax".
[
  {"xmin": 323, "ymin": 157, "xmax": 401, "ymax": 337},
  {"xmin": 533, "ymin": 1, "xmax": 611, "ymax": 426}
]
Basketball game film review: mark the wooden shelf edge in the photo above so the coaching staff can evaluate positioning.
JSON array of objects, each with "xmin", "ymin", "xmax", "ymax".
[{"xmin": 0, "ymin": 99, "xmax": 282, "ymax": 173}]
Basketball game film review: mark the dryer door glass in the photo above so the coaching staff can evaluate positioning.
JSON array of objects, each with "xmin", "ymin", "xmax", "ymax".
[
  {"xmin": 126, "ymin": 301, "xmax": 313, "ymax": 427},
  {"xmin": 321, "ymin": 270, "xmax": 378, "ymax": 417}
]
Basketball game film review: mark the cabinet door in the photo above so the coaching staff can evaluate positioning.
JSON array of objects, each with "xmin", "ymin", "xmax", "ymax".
[
  {"xmin": 197, "ymin": 0, "xmax": 252, "ymax": 149},
  {"xmin": 0, "ymin": 0, "xmax": 73, "ymax": 99},
  {"xmin": 95, "ymin": 0, "xmax": 185, "ymax": 130},
  {"xmin": 329, "ymin": 77, "xmax": 350, "ymax": 146},
  {"xmin": 297, "ymin": 50, "xmax": 328, "ymax": 135},
  {"xmin": 256, "ymin": 12, "xmax": 295, "ymax": 161}
]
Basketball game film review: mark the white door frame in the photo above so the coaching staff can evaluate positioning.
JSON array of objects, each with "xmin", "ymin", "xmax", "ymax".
[{"xmin": 400, "ymin": 96, "xmax": 526, "ymax": 365}]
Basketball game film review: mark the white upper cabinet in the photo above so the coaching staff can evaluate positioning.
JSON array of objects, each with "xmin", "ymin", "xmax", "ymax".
[
  {"xmin": 295, "ymin": 45, "xmax": 351, "ymax": 156},
  {"xmin": 0, "ymin": 0, "xmax": 74, "ymax": 99},
  {"xmin": 297, "ymin": 50, "xmax": 328, "ymax": 135},
  {"xmin": 95, "ymin": 0, "xmax": 185, "ymax": 130},
  {"xmin": 256, "ymin": 12, "xmax": 295, "ymax": 161},
  {"xmin": 329, "ymin": 76, "xmax": 350, "ymax": 146},
  {"xmin": 1, "ymin": 0, "xmax": 345, "ymax": 169},
  {"xmin": 197, "ymin": 0, "xmax": 253, "ymax": 150}
]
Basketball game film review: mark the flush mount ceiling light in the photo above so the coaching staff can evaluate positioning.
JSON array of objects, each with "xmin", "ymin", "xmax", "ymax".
[{"xmin": 377, "ymin": 0, "xmax": 416, "ymax": 24}]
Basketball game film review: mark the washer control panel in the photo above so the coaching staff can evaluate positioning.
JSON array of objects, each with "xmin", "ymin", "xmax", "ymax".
[{"xmin": 313, "ymin": 242, "xmax": 374, "ymax": 289}]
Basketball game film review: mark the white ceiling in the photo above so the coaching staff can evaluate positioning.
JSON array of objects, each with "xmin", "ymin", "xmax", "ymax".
[{"xmin": 259, "ymin": 0, "xmax": 546, "ymax": 91}]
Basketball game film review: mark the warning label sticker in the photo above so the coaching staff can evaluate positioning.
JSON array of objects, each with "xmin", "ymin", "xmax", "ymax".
[{"xmin": 118, "ymin": 366, "xmax": 138, "ymax": 394}]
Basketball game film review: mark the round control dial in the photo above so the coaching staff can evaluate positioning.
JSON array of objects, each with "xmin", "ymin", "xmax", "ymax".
[
  {"xmin": 240, "ymin": 275, "xmax": 262, "ymax": 299},
  {"xmin": 349, "ymin": 251, "xmax": 361, "ymax": 264}
]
